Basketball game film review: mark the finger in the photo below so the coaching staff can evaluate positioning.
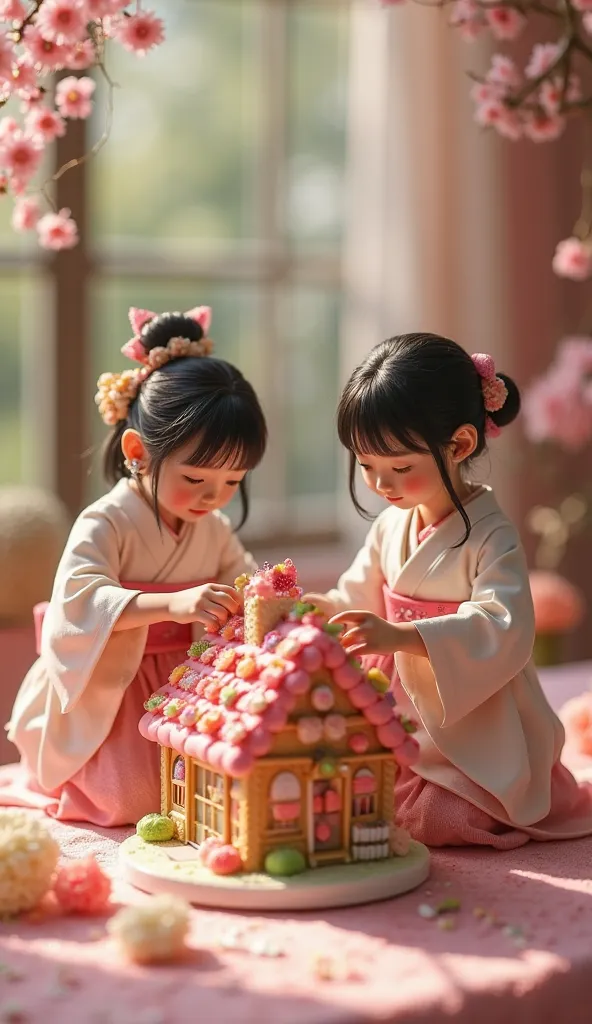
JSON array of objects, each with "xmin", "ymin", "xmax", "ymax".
[
  {"xmin": 329, "ymin": 611, "xmax": 368, "ymax": 626},
  {"xmin": 342, "ymin": 642, "xmax": 368, "ymax": 656},
  {"xmin": 200, "ymin": 599, "xmax": 232, "ymax": 624},
  {"xmin": 209, "ymin": 589, "xmax": 240, "ymax": 614},
  {"xmin": 193, "ymin": 608, "xmax": 223, "ymax": 630},
  {"xmin": 341, "ymin": 627, "xmax": 366, "ymax": 646}
]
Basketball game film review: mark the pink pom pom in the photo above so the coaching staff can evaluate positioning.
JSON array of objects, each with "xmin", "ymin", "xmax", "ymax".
[
  {"xmin": 471, "ymin": 352, "xmax": 495, "ymax": 379},
  {"xmin": 395, "ymin": 735, "xmax": 420, "ymax": 766},
  {"xmin": 208, "ymin": 844, "xmax": 243, "ymax": 876},
  {"xmin": 197, "ymin": 836, "xmax": 224, "ymax": 866},
  {"xmin": 363, "ymin": 698, "xmax": 393, "ymax": 726},
  {"xmin": 247, "ymin": 724, "xmax": 272, "ymax": 757},
  {"xmin": 206, "ymin": 741, "xmax": 226, "ymax": 770},
  {"xmin": 221, "ymin": 745, "xmax": 253, "ymax": 777},
  {"xmin": 263, "ymin": 701, "xmax": 289, "ymax": 733},
  {"xmin": 377, "ymin": 718, "xmax": 407, "ymax": 749},
  {"xmin": 333, "ymin": 662, "xmax": 361, "ymax": 691},
  {"xmin": 324, "ymin": 643, "xmax": 346, "ymax": 669},
  {"xmin": 184, "ymin": 733, "xmax": 213, "ymax": 762},
  {"xmin": 348, "ymin": 681, "xmax": 378, "ymax": 710},
  {"xmin": 53, "ymin": 855, "xmax": 112, "ymax": 914},
  {"xmin": 299, "ymin": 645, "xmax": 323, "ymax": 672},
  {"xmin": 285, "ymin": 669, "xmax": 310, "ymax": 695}
]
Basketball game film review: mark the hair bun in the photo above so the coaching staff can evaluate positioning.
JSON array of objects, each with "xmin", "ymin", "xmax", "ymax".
[
  {"xmin": 140, "ymin": 312, "xmax": 204, "ymax": 353},
  {"xmin": 489, "ymin": 372, "xmax": 520, "ymax": 428}
]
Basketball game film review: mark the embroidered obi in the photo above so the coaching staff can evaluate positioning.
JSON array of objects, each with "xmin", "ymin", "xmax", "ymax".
[{"xmin": 121, "ymin": 580, "xmax": 212, "ymax": 654}]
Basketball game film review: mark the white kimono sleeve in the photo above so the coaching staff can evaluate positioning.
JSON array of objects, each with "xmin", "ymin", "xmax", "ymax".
[
  {"xmin": 408, "ymin": 525, "xmax": 535, "ymax": 729},
  {"xmin": 213, "ymin": 512, "xmax": 258, "ymax": 585},
  {"xmin": 323, "ymin": 515, "xmax": 387, "ymax": 617},
  {"xmin": 42, "ymin": 508, "xmax": 144, "ymax": 714}
]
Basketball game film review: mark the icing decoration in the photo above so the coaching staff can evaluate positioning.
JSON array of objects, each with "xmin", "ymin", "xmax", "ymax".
[
  {"xmin": 315, "ymin": 822, "xmax": 331, "ymax": 843},
  {"xmin": 0, "ymin": 811, "xmax": 59, "ymax": 916},
  {"xmin": 311, "ymin": 685, "xmax": 335, "ymax": 712},
  {"xmin": 324, "ymin": 788, "xmax": 341, "ymax": 813},
  {"xmin": 296, "ymin": 717, "xmax": 324, "ymax": 745},
  {"xmin": 264, "ymin": 848, "xmax": 306, "ymax": 876},
  {"xmin": 188, "ymin": 639, "xmax": 211, "ymax": 658},
  {"xmin": 349, "ymin": 681, "xmax": 378, "ymax": 709},
  {"xmin": 168, "ymin": 665, "xmax": 189, "ymax": 687},
  {"xmin": 299, "ymin": 645, "xmax": 323, "ymax": 672},
  {"xmin": 364, "ymin": 699, "xmax": 394, "ymax": 726},
  {"xmin": 136, "ymin": 813, "xmax": 176, "ymax": 843},
  {"xmin": 107, "ymin": 895, "xmax": 190, "ymax": 964},
  {"xmin": 324, "ymin": 713, "xmax": 346, "ymax": 742},
  {"xmin": 53, "ymin": 854, "xmax": 112, "ymax": 914},
  {"xmin": 207, "ymin": 844, "xmax": 243, "ymax": 876},
  {"xmin": 163, "ymin": 698, "xmax": 186, "ymax": 719},
  {"xmin": 172, "ymin": 757, "xmax": 186, "ymax": 780},
  {"xmin": 272, "ymin": 801, "xmax": 301, "ymax": 823},
  {"xmin": 368, "ymin": 668, "xmax": 391, "ymax": 694},
  {"xmin": 318, "ymin": 758, "xmax": 337, "ymax": 779},
  {"xmin": 197, "ymin": 837, "xmax": 224, "ymax": 866},
  {"xmin": 349, "ymin": 732, "xmax": 369, "ymax": 754},
  {"xmin": 144, "ymin": 693, "xmax": 167, "ymax": 713}
]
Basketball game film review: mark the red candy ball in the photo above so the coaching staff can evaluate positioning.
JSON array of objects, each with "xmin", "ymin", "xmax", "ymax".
[{"xmin": 53, "ymin": 855, "xmax": 112, "ymax": 914}]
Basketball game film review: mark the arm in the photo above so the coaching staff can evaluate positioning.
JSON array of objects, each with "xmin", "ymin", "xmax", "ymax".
[{"xmin": 306, "ymin": 515, "xmax": 387, "ymax": 617}]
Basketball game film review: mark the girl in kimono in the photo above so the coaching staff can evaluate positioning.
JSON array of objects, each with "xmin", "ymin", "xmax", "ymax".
[
  {"xmin": 1, "ymin": 306, "xmax": 267, "ymax": 826},
  {"xmin": 306, "ymin": 333, "xmax": 592, "ymax": 848}
]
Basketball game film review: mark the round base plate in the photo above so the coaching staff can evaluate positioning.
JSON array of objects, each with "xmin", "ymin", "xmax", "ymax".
[{"xmin": 120, "ymin": 835, "xmax": 430, "ymax": 911}]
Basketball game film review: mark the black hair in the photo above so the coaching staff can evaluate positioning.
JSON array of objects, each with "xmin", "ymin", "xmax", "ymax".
[
  {"xmin": 103, "ymin": 312, "xmax": 267, "ymax": 529},
  {"xmin": 337, "ymin": 333, "xmax": 520, "ymax": 544}
]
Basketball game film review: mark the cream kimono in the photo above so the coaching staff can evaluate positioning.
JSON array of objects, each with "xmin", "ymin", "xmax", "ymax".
[
  {"xmin": 7, "ymin": 479, "xmax": 256, "ymax": 792},
  {"xmin": 324, "ymin": 486, "xmax": 591, "ymax": 836}
]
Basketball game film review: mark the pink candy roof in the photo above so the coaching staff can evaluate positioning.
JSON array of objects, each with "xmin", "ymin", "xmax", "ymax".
[{"xmin": 138, "ymin": 615, "xmax": 419, "ymax": 779}]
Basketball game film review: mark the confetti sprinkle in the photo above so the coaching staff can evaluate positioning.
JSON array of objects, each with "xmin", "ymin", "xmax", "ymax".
[
  {"xmin": 437, "ymin": 917, "xmax": 456, "ymax": 931},
  {"xmin": 436, "ymin": 897, "xmax": 461, "ymax": 914},
  {"xmin": 417, "ymin": 904, "xmax": 437, "ymax": 919}
]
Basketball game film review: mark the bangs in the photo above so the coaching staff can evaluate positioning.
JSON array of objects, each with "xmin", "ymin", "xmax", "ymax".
[
  {"xmin": 337, "ymin": 380, "xmax": 430, "ymax": 458},
  {"xmin": 183, "ymin": 395, "xmax": 266, "ymax": 471}
]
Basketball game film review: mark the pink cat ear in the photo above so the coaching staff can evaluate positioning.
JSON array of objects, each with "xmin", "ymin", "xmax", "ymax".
[
  {"xmin": 121, "ymin": 337, "xmax": 148, "ymax": 363},
  {"xmin": 128, "ymin": 307, "xmax": 156, "ymax": 335},
  {"xmin": 184, "ymin": 306, "xmax": 212, "ymax": 333}
]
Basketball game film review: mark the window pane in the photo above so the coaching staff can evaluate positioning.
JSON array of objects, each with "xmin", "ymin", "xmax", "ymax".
[
  {"xmin": 90, "ymin": 0, "xmax": 263, "ymax": 246},
  {"xmin": 286, "ymin": 3, "xmax": 350, "ymax": 249},
  {"xmin": 284, "ymin": 287, "xmax": 341, "ymax": 527},
  {"xmin": 88, "ymin": 278, "xmax": 258, "ymax": 501},
  {"xmin": 0, "ymin": 274, "xmax": 45, "ymax": 485}
]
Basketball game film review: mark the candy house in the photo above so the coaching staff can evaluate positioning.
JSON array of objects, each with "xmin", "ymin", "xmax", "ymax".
[{"xmin": 138, "ymin": 561, "xmax": 420, "ymax": 874}]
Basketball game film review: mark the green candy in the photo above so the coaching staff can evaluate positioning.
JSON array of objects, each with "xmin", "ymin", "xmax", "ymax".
[
  {"xmin": 136, "ymin": 813, "xmax": 176, "ymax": 843},
  {"xmin": 265, "ymin": 848, "xmax": 307, "ymax": 877}
]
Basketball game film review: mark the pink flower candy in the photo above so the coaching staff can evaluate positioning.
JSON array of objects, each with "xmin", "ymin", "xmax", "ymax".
[
  {"xmin": 485, "ymin": 7, "xmax": 525, "ymax": 40},
  {"xmin": 11, "ymin": 196, "xmax": 40, "ymax": 232},
  {"xmin": 56, "ymin": 75, "xmax": 96, "ymax": 119},
  {"xmin": 37, "ymin": 207, "xmax": 78, "ymax": 249},
  {"xmin": 26, "ymin": 105, "xmax": 66, "ymax": 143},
  {"xmin": 37, "ymin": 0, "xmax": 88, "ymax": 45},
  {"xmin": 552, "ymin": 237, "xmax": 592, "ymax": 282},
  {"xmin": 114, "ymin": 9, "xmax": 165, "ymax": 56}
]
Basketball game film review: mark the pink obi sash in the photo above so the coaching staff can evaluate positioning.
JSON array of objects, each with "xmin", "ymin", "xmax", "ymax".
[
  {"xmin": 363, "ymin": 586, "xmax": 461, "ymax": 684},
  {"xmin": 121, "ymin": 580, "xmax": 212, "ymax": 655},
  {"xmin": 33, "ymin": 580, "xmax": 211, "ymax": 657}
]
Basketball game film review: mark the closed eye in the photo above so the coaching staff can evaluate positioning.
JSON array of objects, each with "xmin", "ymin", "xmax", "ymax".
[
  {"xmin": 183, "ymin": 475, "xmax": 203, "ymax": 485},
  {"xmin": 227, "ymin": 480, "xmax": 242, "ymax": 487},
  {"xmin": 394, "ymin": 467, "xmax": 412, "ymax": 474}
]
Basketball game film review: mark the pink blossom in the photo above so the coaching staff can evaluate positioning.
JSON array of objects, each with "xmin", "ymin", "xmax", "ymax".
[
  {"xmin": 63, "ymin": 38, "xmax": 95, "ymax": 69},
  {"xmin": 0, "ymin": 114, "xmax": 18, "ymax": 140},
  {"xmin": 572, "ymin": 0, "xmax": 592, "ymax": 9},
  {"xmin": 552, "ymin": 237, "xmax": 592, "ymax": 281},
  {"xmin": 113, "ymin": 9, "xmax": 165, "ymax": 54},
  {"xmin": 0, "ymin": 130, "xmax": 43, "ymax": 190},
  {"xmin": 0, "ymin": 32, "xmax": 15, "ymax": 83},
  {"xmin": 11, "ymin": 195, "xmax": 40, "ymax": 232},
  {"xmin": 560, "ymin": 692, "xmax": 592, "ymax": 757},
  {"xmin": 523, "ymin": 339, "xmax": 592, "ymax": 451},
  {"xmin": 525, "ymin": 43, "xmax": 560, "ymax": 80},
  {"xmin": 36, "ymin": 0, "xmax": 88, "ymax": 45},
  {"xmin": 12, "ymin": 60, "xmax": 39, "ymax": 98},
  {"xmin": 0, "ymin": 0, "xmax": 25, "ymax": 20},
  {"xmin": 85, "ymin": 0, "xmax": 114, "ymax": 16},
  {"xmin": 20, "ymin": 89, "xmax": 44, "ymax": 113},
  {"xmin": 36, "ymin": 206, "xmax": 78, "ymax": 249},
  {"xmin": 523, "ymin": 109, "xmax": 565, "ymax": 142},
  {"xmin": 486, "ymin": 54, "xmax": 521, "ymax": 90},
  {"xmin": 485, "ymin": 6, "xmax": 525, "ymax": 41},
  {"xmin": 539, "ymin": 74, "xmax": 582, "ymax": 115},
  {"xmin": 22, "ymin": 26, "xmax": 69, "ymax": 70},
  {"xmin": 557, "ymin": 337, "xmax": 592, "ymax": 377},
  {"xmin": 26, "ymin": 104, "xmax": 66, "ymax": 142},
  {"xmin": 529, "ymin": 571, "xmax": 585, "ymax": 633},
  {"xmin": 449, "ymin": 0, "xmax": 485, "ymax": 40},
  {"xmin": 474, "ymin": 98, "xmax": 522, "ymax": 140},
  {"xmin": 55, "ymin": 75, "xmax": 95, "ymax": 118}
]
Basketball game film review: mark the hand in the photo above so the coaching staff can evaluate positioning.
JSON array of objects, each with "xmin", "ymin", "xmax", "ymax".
[
  {"xmin": 329, "ymin": 611, "xmax": 429, "ymax": 659},
  {"xmin": 168, "ymin": 584, "xmax": 240, "ymax": 628},
  {"xmin": 302, "ymin": 592, "xmax": 336, "ymax": 617}
]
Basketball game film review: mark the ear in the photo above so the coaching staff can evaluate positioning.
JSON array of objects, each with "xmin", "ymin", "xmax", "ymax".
[
  {"xmin": 450, "ymin": 425, "xmax": 478, "ymax": 463},
  {"xmin": 121, "ymin": 428, "xmax": 148, "ymax": 466}
]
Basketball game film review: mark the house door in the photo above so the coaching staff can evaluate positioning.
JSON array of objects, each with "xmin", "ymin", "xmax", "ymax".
[{"xmin": 311, "ymin": 779, "xmax": 343, "ymax": 853}]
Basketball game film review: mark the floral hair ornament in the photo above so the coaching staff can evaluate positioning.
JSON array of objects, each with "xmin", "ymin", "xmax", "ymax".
[
  {"xmin": 95, "ymin": 306, "xmax": 214, "ymax": 426},
  {"xmin": 471, "ymin": 352, "xmax": 508, "ymax": 439}
]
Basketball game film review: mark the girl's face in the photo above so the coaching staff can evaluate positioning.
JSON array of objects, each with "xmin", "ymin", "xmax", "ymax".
[
  {"xmin": 356, "ymin": 449, "xmax": 447, "ymax": 512},
  {"xmin": 154, "ymin": 447, "xmax": 246, "ymax": 525}
]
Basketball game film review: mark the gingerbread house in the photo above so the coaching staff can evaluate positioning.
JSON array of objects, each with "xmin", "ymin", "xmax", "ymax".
[{"xmin": 139, "ymin": 561, "xmax": 419, "ymax": 874}]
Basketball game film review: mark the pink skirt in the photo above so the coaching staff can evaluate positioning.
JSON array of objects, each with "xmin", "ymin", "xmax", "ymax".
[
  {"xmin": 0, "ymin": 650, "xmax": 182, "ymax": 827},
  {"xmin": 395, "ymin": 763, "xmax": 592, "ymax": 848}
]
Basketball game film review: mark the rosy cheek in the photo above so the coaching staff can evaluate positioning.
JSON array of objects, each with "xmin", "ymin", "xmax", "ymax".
[
  {"xmin": 169, "ymin": 486, "xmax": 193, "ymax": 507},
  {"xmin": 400, "ymin": 473, "xmax": 425, "ymax": 495}
]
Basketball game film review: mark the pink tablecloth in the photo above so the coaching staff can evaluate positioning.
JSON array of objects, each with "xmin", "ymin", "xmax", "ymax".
[{"xmin": 1, "ymin": 663, "xmax": 591, "ymax": 1024}]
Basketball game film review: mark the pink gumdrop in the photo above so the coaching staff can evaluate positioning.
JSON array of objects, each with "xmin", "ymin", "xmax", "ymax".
[
  {"xmin": 377, "ymin": 719, "xmax": 407, "ymax": 749},
  {"xmin": 315, "ymin": 822, "xmax": 331, "ymax": 843},
  {"xmin": 333, "ymin": 662, "xmax": 361, "ymax": 691},
  {"xmin": 349, "ymin": 732, "xmax": 369, "ymax": 754},
  {"xmin": 313, "ymin": 631, "xmax": 334, "ymax": 653},
  {"xmin": 299, "ymin": 645, "xmax": 323, "ymax": 672},
  {"xmin": 285, "ymin": 669, "xmax": 310, "ymax": 695},
  {"xmin": 208, "ymin": 844, "xmax": 243, "ymax": 876},
  {"xmin": 263, "ymin": 702, "xmax": 288, "ymax": 733},
  {"xmin": 395, "ymin": 735, "xmax": 420, "ymax": 766},
  {"xmin": 143, "ymin": 717, "xmax": 160, "ymax": 741},
  {"xmin": 185, "ymin": 733, "xmax": 213, "ymax": 762},
  {"xmin": 349, "ymin": 681, "xmax": 378, "ymax": 710},
  {"xmin": 156, "ymin": 721, "xmax": 174, "ymax": 747},
  {"xmin": 206, "ymin": 741, "xmax": 226, "ymax": 770},
  {"xmin": 363, "ymin": 698, "xmax": 393, "ymax": 726},
  {"xmin": 324, "ymin": 642, "xmax": 346, "ymax": 669},
  {"xmin": 222, "ymin": 745, "xmax": 253, "ymax": 777},
  {"xmin": 247, "ymin": 724, "xmax": 272, "ymax": 757}
]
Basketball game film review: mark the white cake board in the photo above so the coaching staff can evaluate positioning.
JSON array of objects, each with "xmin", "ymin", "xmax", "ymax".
[{"xmin": 120, "ymin": 835, "xmax": 430, "ymax": 911}]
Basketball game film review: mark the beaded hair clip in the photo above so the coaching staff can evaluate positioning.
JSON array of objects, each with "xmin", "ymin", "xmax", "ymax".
[
  {"xmin": 471, "ymin": 352, "xmax": 508, "ymax": 439},
  {"xmin": 95, "ymin": 305, "xmax": 213, "ymax": 425}
]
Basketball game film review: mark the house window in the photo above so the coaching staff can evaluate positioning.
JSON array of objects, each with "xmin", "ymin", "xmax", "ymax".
[
  {"xmin": 352, "ymin": 768, "xmax": 377, "ymax": 819},
  {"xmin": 230, "ymin": 781, "xmax": 243, "ymax": 845},
  {"xmin": 269, "ymin": 771, "xmax": 302, "ymax": 831},
  {"xmin": 171, "ymin": 755, "xmax": 186, "ymax": 809},
  {"xmin": 194, "ymin": 764, "xmax": 225, "ymax": 844}
]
